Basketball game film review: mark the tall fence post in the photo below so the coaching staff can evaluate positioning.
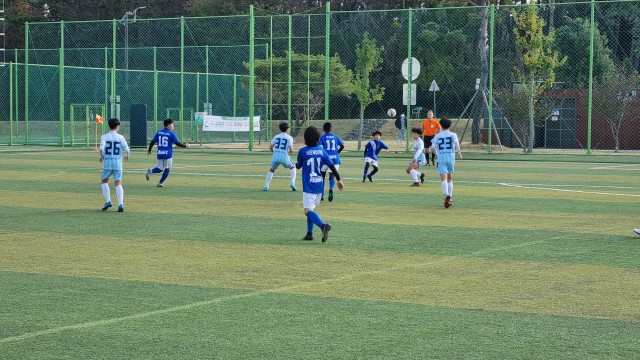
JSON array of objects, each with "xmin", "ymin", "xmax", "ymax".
[
  {"xmin": 24, "ymin": 22, "xmax": 29, "ymax": 144},
  {"xmin": 287, "ymin": 14, "xmax": 292, "ymax": 127},
  {"xmin": 324, "ymin": 2, "xmax": 330, "ymax": 121},
  {"xmin": 60, "ymin": 20, "xmax": 65, "ymax": 146},
  {"xmin": 180, "ymin": 17, "xmax": 185, "ymax": 140},
  {"xmin": 586, "ymin": 0, "xmax": 595, "ymax": 155},
  {"xmin": 306, "ymin": 14, "xmax": 311, "ymax": 126},
  {"xmin": 488, "ymin": 4, "xmax": 496, "ymax": 154},
  {"xmin": 249, "ymin": 6, "xmax": 255, "ymax": 151},
  {"xmin": 153, "ymin": 46, "xmax": 158, "ymax": 133},
  {"xmin": 9, "ymin": 61, "xmax": 13, "ymax": 145},
  {"xmin": 405, "ymin": 9, "xmax": 413, "ymax": 152},
  {"xmin": 111, "ymin": 19, "xmax": 116, "ymax": 125}
]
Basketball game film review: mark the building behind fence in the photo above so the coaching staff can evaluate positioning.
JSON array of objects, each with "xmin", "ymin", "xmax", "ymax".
[{"xmin": 1, "ymin": 1, "xmax": 639, "ymax": 154}]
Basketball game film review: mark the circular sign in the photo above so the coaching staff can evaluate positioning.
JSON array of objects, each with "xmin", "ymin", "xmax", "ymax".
[{"xmin": 401, "ymin": 57, "xmax": 420, "ymax": 81}]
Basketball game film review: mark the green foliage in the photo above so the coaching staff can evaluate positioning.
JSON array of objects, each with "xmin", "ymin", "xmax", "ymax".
[
  {"xmin": 353, "ymin": 32, "xmax": 385, "ymax": 149},
  {"xmin": 554, "ymin": 18, "xmax": 614, "ymax": 88}
]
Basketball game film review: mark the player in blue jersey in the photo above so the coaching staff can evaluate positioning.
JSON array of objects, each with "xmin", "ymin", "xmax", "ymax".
[
  {"xmin": 406, "ymin": 128, "xmax": 427, "ymax": 187},
  {"xmin": 99, "ymin": 118, "xmax": 130, "ymax": 212},
  {"xmin": 319, "ymin": 122, "xmax": 345, "ymax": 202},
  {"xmin": 296, "ymin": 126, "xmax": 345, "ymax": 242},
  {"xmin": 146, "ymin": 119, "xmax": 190, "ymax": 187},
  {"xmin": 362, "ymin": 130, "xmax": 388, "ymax": 182},
  {"xmin": 263, "ymin": 122, "xmax": 297, "ymax": 191},
  {"xmin": 431, "ymin": 118, "xmax": 462, "ymax": 208}
]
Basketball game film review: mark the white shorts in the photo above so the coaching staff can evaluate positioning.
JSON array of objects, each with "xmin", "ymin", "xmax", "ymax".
[
  {"xmin": 303, "ymin": 192, "xmax": 322, "ymax": 209},
  {"xmin": 156, "ymin": 158, "xmax": 173, "ymax": 169},
  {"xmin": 364, "ymin": 157, "xmax": 379, "ymax": 167},
  {"xmin": 320, "ymin": 164, "xmax": 339, "ymax": 173}
]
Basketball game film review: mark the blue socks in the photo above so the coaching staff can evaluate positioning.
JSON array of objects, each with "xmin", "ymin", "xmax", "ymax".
[
  {"xmin": 159, "ymin": 169, "xmax": 170, "ymax": 184},
  {"xmin": 329, "ymin": 179, "xmax": 336, "ymax": 190},
  {"xmin": 306, "ymin": 211, "xmax": 324, "ymax": 232},
  {"xmin": 363, "ymin": 163, "xmax": 370, "ymax": 177},
  {"xmin": 152, "ymin": 167, "xmax": 163, "ymax": 174}
]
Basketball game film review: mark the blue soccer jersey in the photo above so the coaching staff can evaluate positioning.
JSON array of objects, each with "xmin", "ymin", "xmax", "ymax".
[
  {"xmin": 100, "ymin": 131, "xmax": 130, "ymax": 170},
  {"xmin": 296, "ymin": 145, "xmax": 334, "ymax": 194},
  {"xmin": 431, "ymin": 130, "xmax": 461, "ymax": 164},
  {"xmin": 320, "ymin": 132, "xmax": 344, "ymax": 165},
  {"xmin": 152, "ymin": 129, "xmax": 181, "ymax": 160},
  {"xmin": 364, "ymin": 139, "xmax": 388, "ymax": 160}
]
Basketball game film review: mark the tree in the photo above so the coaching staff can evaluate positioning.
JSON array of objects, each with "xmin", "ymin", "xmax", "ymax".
[
  {"xmin": 512, "ymin": 5, "xmax": 565, "ymax": 153},
  {"xmin": 353, "ymin": 32, "xmax": 385, "ymax": 150},
  {"xmin": 250, "ymin": 51, "xmax": 354, "ymax": 135},
  {"xmin": 592, "ymin": 65, "xmax": 640, "ymax": 152}
]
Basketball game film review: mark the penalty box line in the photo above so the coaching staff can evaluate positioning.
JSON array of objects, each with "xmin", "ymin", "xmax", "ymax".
[{"xmin": 0, "ymin": 238, "xmax": 550, "ymax": 344}]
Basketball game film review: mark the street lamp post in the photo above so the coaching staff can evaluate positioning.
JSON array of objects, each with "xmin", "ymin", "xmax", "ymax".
[{"xmin": 120, "ymin": 6, "xmax": 146, "ymax": 71}]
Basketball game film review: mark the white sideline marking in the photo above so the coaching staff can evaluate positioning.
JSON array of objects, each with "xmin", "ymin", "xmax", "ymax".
[
  {"xmin": 590, "ymin": 164, "xmax": 640, "ymax": 170},
  {"xmin": 0, "ymin": 238, "xmax": 549, "ymax": 344},
  {"xmin": 498, "ymin": 182, "xmax": 640, "ymax": 197}
]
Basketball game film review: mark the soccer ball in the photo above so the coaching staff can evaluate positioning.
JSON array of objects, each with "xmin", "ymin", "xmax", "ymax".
[{"xmin": 387, "ymin": 108, "xmax": 397, "ymax": 118}]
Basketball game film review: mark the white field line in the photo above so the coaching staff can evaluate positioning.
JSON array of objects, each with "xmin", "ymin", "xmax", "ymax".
[
  {"xmin": 0, "ymin": 237, "xmax": 551, "ymax": 344},
  {"xmin": 498, "ymin": 183, "xmax": 640, "ymax": 197},
  {"xmin": 589, "ymin": 164, "xmax": 640, "ymax": 170}
]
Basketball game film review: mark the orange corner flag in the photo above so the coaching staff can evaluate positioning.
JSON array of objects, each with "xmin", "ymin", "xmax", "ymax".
[{"xmin": 95, "ymin": 114, "xmax": 105, "ymax": 123}]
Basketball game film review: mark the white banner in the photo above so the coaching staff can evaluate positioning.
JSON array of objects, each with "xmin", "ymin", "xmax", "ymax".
[{"xmin": 202, "ymin": 115, "xmax": 261, "ymax": 132}]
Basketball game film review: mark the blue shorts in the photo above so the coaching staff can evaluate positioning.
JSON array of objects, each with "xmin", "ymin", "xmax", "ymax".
[
  {"xmin": 270, "ymin": 157, "xmax": 294, "ymax": 170},
  {"xmin": 437, "ymin": 162, "xmax": 454, "ymax": 175},
  {"xmin": 101, "ymin": 169, "xmax": 123, "ymax": 181}
]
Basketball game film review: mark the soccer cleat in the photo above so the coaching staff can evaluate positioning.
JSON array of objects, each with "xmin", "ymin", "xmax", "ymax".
[
  {"xmin": 145, "ymin": 168, "xmax": 151, "ymax": 181},
  {"xmin": 157, "ymin": 183, "xmax": 165, "ymax": 188},
  {"xmin": 328, "ymin": 189, "xmax": 334, "ymax": 202},
  {"xmin": 101, "ymin": 201, "xmax": 112, "ymax": 211},
  {"xmin": 262, "ymin": 186, "xmax": 269, "ymax": 191},
  {"xmin": 362, "ymin": 176, "xmax": 366, "ymax": 183},
  {"xmin": 411, "ymin": 182, "xmax": 421, "ymax": 187},
  {"xmin": 321, "ymin": 223, "xmax": 332, "ymax": 243},
  {"xmin": 290, "ymin": 183, "xmax": 297, "ymax": 191},
  {"xmin": 420, "ymin": 173, "xmax": 425, "ymax": 184},
  {"xmin": 444, "ymin": 195, "xmax": 452, "ymax": 208},
  {"xmin": 303, "ymin": 234, "xmax": 314, "ymax": 241},
  {"xmin": 117, "ymin": 204, "xmax": 124, "ymax": 212},
  {"xmin": 367, "ymin": 174, "xmax": 373, "ymax": 182}
]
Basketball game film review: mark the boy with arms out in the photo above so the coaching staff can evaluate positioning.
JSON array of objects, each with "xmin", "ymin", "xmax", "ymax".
[
  {"xmin": 99, "ymin": 118, "xmax": 130, "ymax": 212},
  {"xmin": 362, "ymin": 131, "xmax": 389, "ymax": 182},
  {"xmin": 263, "ymin": 122, "xmax": 297, "ymax": 191},
  {"xmin": 296, "ymin": 126, "xmax": 344, "ymax": 242},
  {"xmin": 421, "ymin": 110, "xmax": 441, "ymax": 166},
  {"xmin": 319, "ymin": 122, "xmax": 344, "ymax": 202},
  {"xmin": 406, "ymin": 128, "xmax": 427, "ymax": 187},
  {"xmin": 431, "ymin": 118, "xmax": 462, "ymax": 208},
  {"xmin": 146, "ymin": 119, "xmax": 190, "ymax": 187}
]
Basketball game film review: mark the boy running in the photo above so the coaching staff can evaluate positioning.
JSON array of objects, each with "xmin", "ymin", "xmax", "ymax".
[
  {"xmin": 263, "ymin": 122, "xmax": 297, "ymax": 191},
  {"xmin": 362, "ymin": 131, "xmax": 389, "ymax": 182},
  {"xmin": 146, "ymin": 118, "xmax": 190, "ymax": 187},
  {"xmin": 296, "ymin": 126, "xmax": 344, "ymax": 242},
  {"xmin": 319, "ymin": 122, "xmax": 344, "ymax": 202},
  {"xmin": 406, "ymin": 128, "xmax": 427, "ymax": 187},
  {"xmin": 431, "ymin": 118, "xmax": 462, "ymax": 208},
  {"xmin": 99, "ymin": 118, "xmax": 130, "ymax": 212}
]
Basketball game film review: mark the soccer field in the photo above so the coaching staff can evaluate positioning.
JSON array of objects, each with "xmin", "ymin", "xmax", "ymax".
[{"xmin": 1, "ymin": 148, "xmax": 639, "ymax": 359}]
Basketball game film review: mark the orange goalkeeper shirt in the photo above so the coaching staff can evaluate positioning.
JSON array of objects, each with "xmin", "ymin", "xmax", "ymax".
[{"xmin": 422, "ymin": 118, "xmax": 441, "ymax": 137}]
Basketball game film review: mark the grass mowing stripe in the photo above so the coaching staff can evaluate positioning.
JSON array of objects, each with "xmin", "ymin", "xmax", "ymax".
[{"xmin": 2, "ymin": 233, "xmax": 639, "ymax": 323}]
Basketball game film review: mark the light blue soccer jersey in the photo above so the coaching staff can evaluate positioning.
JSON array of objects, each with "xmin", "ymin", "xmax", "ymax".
[
  {"xmin": 320, "ymin": 132, "xmax": 344, "ymax": 165},
  {"xmin": 413, "ymin": 137, "xmax": 426, "ymax": 163},
  {"xmin": 100, "ymin": 131, "xmax": 130, "ymax": 170},
  {"xmin": 152, "ymin": 129, "xmax": 180, "ymax": 160},
  {"xmin": 296, "ymin": 145, "xmax": 334, "ymax": 194},
  {"xmin": 431, "ymin": 130, "xmax": 460, "ymax": 164},
  {"xmin": 271, "ymin": 132, "xmax": 294, "ymax": 162},
  {"xmin": 364, "ymin": 140, "xmax": 388, "ymax": 160}
]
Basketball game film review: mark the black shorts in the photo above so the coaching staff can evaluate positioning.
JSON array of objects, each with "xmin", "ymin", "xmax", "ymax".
[{"xmin": 423, "ymin": 135, "xmax": 435, "ymax": 148}]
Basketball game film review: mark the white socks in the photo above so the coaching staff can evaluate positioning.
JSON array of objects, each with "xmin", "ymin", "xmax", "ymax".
[
  {"xmin": 115, "ymin": 185, "xmax": 124, "ymax": 206},
  {"xmin": 441, "ymin": 181, "xmax": 453, "ymax": 196},
  {"xmin": 265, "ymin": 172, "xmax": 274, "ymax": 187},
  {"xmin": 410, "ymin": 169, "xmax": 419, "ymax": 183},
  {"xmin": 290, "ymin": 167, "xmax": 296, "ymax": 183},
  {"xmin": 448, "ymin": 182, "xmax": 453, "ymax": 197},
  {"xmin": 102, "ymin": 183, "xmax": 111, "ymax": 202}
]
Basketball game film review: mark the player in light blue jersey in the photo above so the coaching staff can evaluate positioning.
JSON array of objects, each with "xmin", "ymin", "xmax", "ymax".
[
  {"xmin": 431, "ymin": 118, "xmax": 462, "ymax": 208},
  {"xmin": 296, "ymin": 126, "xmax": 344, "ymax": 242},
  {"xmin": 264, "ymin": 122, "xmax": 297, "ymax": 191},
  {"xmin": 99, "ymin": 118, "xmax": 130, "ymax": 212},
  {"xmin": 362, "ymin": 130, "xmax": 389, "ymax": 182},
  {"xmin": 319, "ymin": 122, "xmax": 345, "ymax": 202},
  {"xmin": 406, "ymin": 128, "xmax": 427, "ymax": 187},
  {"xmin": 146, "ymin": 119, "xmax": 189, "ymax": 187}
]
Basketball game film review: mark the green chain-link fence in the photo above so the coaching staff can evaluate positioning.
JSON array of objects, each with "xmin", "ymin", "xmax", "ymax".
[{"xmin": 1, "ymin": 1, "xmax": 639, "ymax": 154}]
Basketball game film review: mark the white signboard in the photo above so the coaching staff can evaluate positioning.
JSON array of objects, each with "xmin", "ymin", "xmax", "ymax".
[
  {"xmin": 403, "ymin": 83, "xmax": 417, "ymax": 105},
  {"xmin": 202, "ymin": 115, "xmax": 261, "ymax": 132},
  {"xmin": 401, "ymin": 57, "xmax": 421, "ymax": 81}
]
